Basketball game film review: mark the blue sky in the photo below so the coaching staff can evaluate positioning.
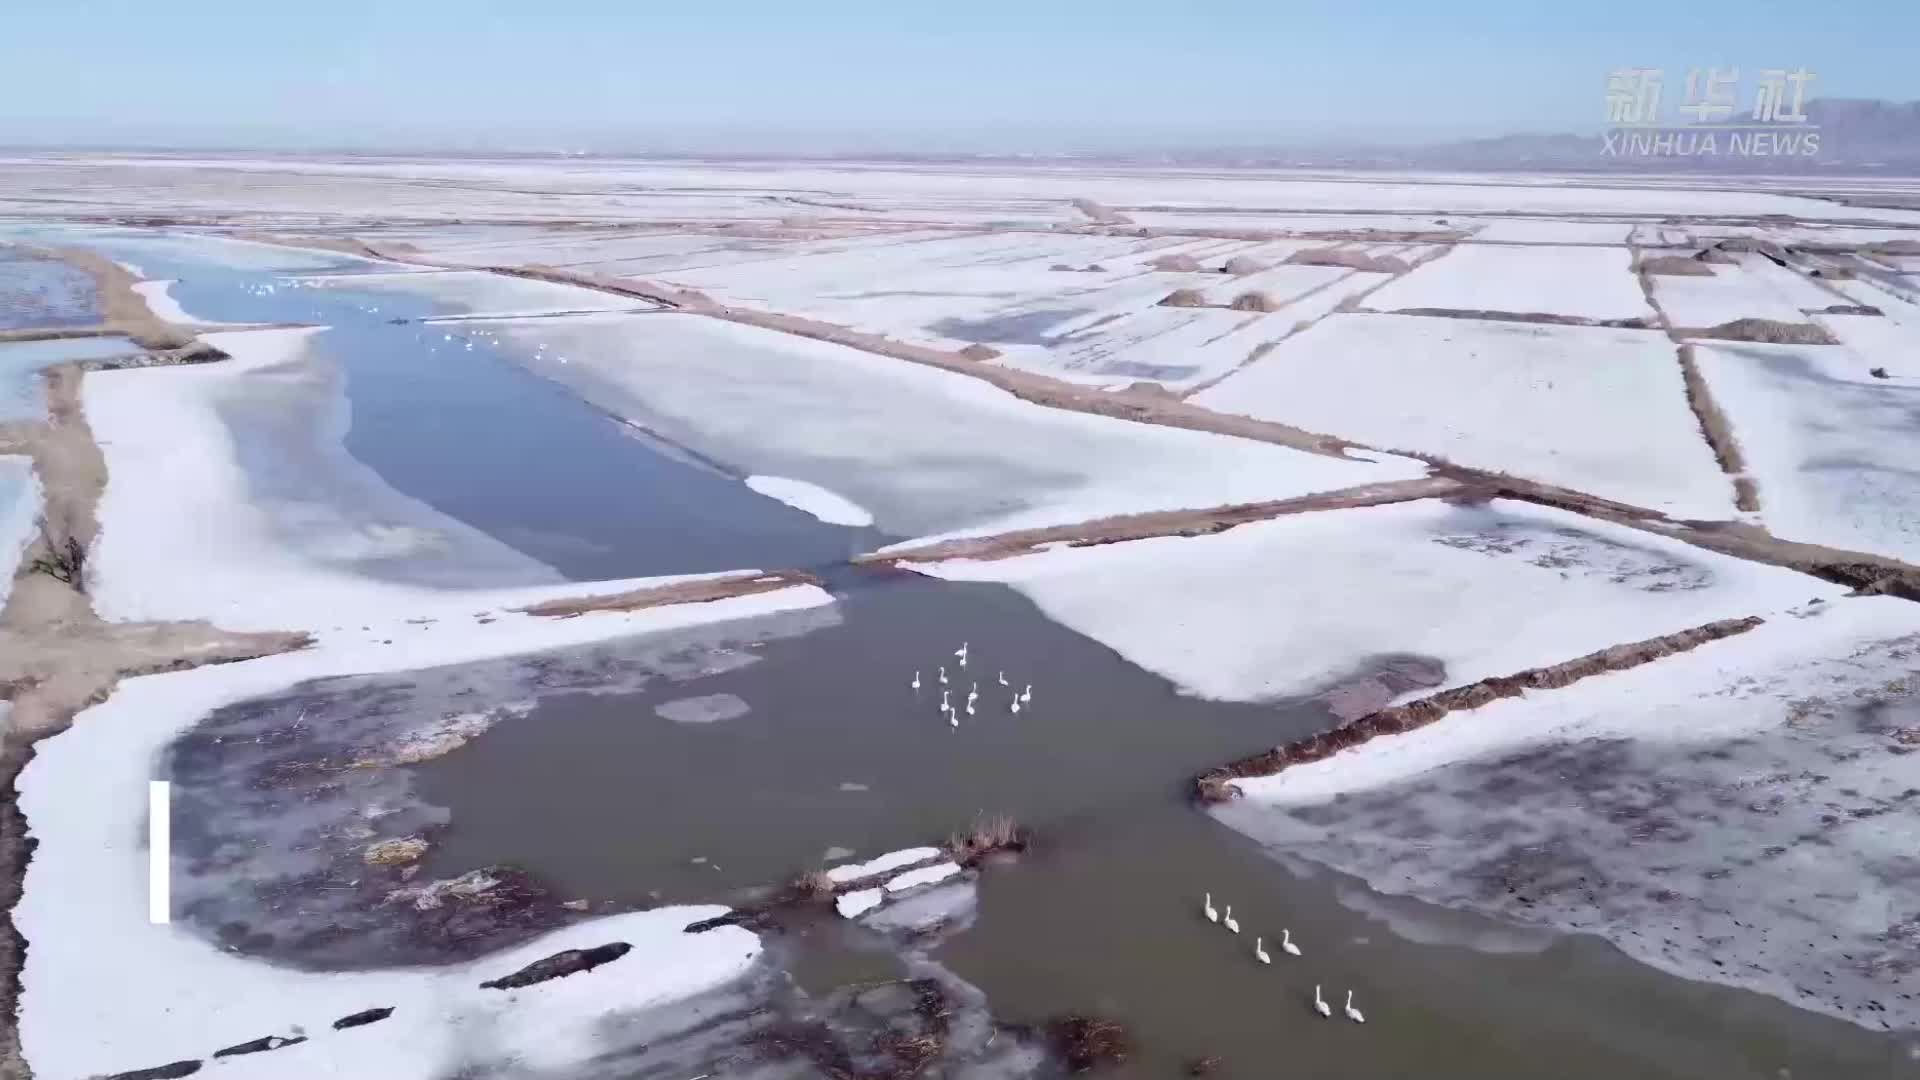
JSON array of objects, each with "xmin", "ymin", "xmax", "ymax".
[{"xmin": 5, "ymin": 1, "xmax": 1916, "ymax": 150}]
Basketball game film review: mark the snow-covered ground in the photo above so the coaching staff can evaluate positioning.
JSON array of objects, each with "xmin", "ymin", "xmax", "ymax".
[
  {"xmin": 16, "ymin": 574, "xmax": 825, "ymax": 1079},
  {"xmin": 922, "ymin": 499, "xmax": 1837, "ymax": 704},
  {"xmin": 0, "ymin": 455, "xmax": 38, "ymax": 610},
  {"xmin": 1693, "ymin": 342, "xmax": 1920, "ymax": 563},
  {"xmin": 1215, "ymin": 595, "xmax": 1920, "ymax": 1031},
  {"xmin": 1651, "ymin": 264, "xmax": 1817, "ymax": 327},
  {"xmin": 480, "ymin": 311, "xmax": 1424, "ymax": 542},
  {"xmin": 1362, "ymin": 245, "xmax": 1653, "ymax": 321},
  {"xmin": 1193, "ymin": 313, "xmax": 1732, "ymax": 517}
]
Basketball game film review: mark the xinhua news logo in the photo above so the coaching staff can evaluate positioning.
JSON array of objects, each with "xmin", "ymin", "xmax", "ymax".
[{"xmin": 1603, "ymin": 67, "xmax": 1820, "ymax": 158}]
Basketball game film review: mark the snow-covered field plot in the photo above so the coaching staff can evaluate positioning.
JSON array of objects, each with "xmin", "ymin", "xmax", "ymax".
[
  {"xmin": 922, "ymin": 498, "xmax": 1838, "ymax": 705},
  {"xmin": 1216, "ymin": 596, "xmax": 1920, "ymax": 1032},
  {"xmin": 0, "ymin": 455, "xmax": 37, "ymax": 610},
  {"xmin": 1362, "ymin": 244, "xmax": 1651, "ymax": 321},
  {"xmin": 1457, "ymin": 219, "xmax": 1632, "ymax": 244},
  {"xmin": 296, "ymin": 268, "xmax": 653, "ymax": 318},
  {"xmin": 1193, "ymin": 313, "xmax": 1732, "ymax": 517},
  {"xmin": 1651, "ymin": 263, "xmax": 1822, "ymax": 327},
  {"xmin": 0, "ymin": 335, "xmax": 138, "ymax": 422},
  {"xmin": 1818, "ymin": 312, "xmax": 1917, "ymax": 377},
  {"xmin": 480, "ymin": 312, "xmax": 1421, "ymax": 541},
  {"xmin": 16, "ymin": 576, "xmax": 827, "ymax": 1079},
  {"xmin": 1193, "ymin": 263, "xmax": 1351, "ymax": 306},
  {"xmin": 1692, "ymin": 342, "xmax": 1920, "ymax": 563}
]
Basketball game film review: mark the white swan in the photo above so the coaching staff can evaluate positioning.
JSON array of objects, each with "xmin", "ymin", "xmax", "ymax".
[
  {"xmin": 1313, "ymin": 985, "xmax": 1331, "ymax": 1018},
  {"xmin": 1344, "ymin": 990, "xmax": 1365, "ymax": 1024},
  {"xmin": 939, "ymin": 666, "xmax": 948, "ymax": 685},
  {"xmin": 1203, "ymin": 893, "xmax": 1218, "ymax": 923},
  {"xmin": 966, "ymin": 699, "xmax": 976, "ymax": 716},
  {"xmin": 949, "ymin": 709, "xmax": 959, "ymax": 729},
  {"xmin": 997, "ymin": 671, "xmax": 1008, "ymax": 686},
  {"xmin": 1020, "ymin": 684, "xmax": 1032, "ymax": 704},
  {"xmin": 941, "ymin": 689, "xmax": 950, "ymax": 711},
  {"xmin": 955, "ymin": 642, "xmax": 969, "ymax": 667},
  {"xmin": 911, "ymin": 671, "xmax": 920, "ymax": 691},
  {"xmin": 968, "ymin": 682, "xmax": 978, "ymax": 703},
  {"xmin": 1254, "ymin": 937, "xmax": 1270, "ymax": 964},
  {"xmin": 1281, "ymin": 928, "xmax": 1300, "ymax": 957},
  {"xmin": 1222, "ymin": 906, "xmax": 1239, "ymax": 934},
  {"xmin": 1010, "ymin": 698, "xmax": 1021, "ymax": 714}
]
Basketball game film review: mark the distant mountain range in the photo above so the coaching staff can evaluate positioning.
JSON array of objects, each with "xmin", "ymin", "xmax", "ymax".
[{"xmin": 1160, "ymin": 99, "xmax": 1920, "ymax": 177}]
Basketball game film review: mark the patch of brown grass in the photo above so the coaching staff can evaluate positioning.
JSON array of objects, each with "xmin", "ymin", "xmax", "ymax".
[
  {"xmin": 946, "ymin": 813, "xmax": 1026, "ymax": 865},
  {"xmin": 1637, "ymin": 255, "xmax": 1714, "ymax": 276},
  {"xmin": 1221, "ymin": 255, "xmax": 1267, "ymax": 276},
  {"xmin": 1734, "ymin": 476, "xmax": 1761, "ymax": 512},
  {"xmin": 1674, "ymin": 343, "xmax": 1748, "ymax": 476},
  {"xmin": 788, "ymin": 869, "xmax": 838, "ymax": 902},
  {"xmin": 957, "ymin": 343, "xmax": 1001, "ymax": 361},
  {"xmin": 1048, "ymin": 1015, "xmax": 1131, "ymax": 1073},
  {"xmin": 1687, "ymin": 318, "xmax": 1838, "ymax": 345},
  {"xmin": 1151, "ymin": 254, "xmax": 1201, "ymax": 272},
  {"xmin": 1228, "ymin": 291, "xmax": 1281, "ymax": 312},
  {"xmin": 1158, "ymin": 288, "xmax": 1208, "ymax": 308}
]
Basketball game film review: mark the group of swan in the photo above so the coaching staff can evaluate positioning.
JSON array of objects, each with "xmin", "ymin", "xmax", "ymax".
[
  {"xmin": 1204, "ymin": 893, "xmax": 1363, "ymax": 1023},
  {"xmin": 912, "ymin": 642, "xmax": 1031, "ymax": 726}
]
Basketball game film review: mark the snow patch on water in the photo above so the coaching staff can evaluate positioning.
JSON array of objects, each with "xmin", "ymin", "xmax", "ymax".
[
  {"xmin": 836, "ymin": 888, "xmax": 884, "ymax": 918},
  {"xmin": 827, "ymin": 846, "xmax": 942, "ymax": 883},
  {"xmin": 132, "ymin": 279, "xmax": 251, "ymax": 327},
  {"xmin": 745, "ymin": 474, "xmax": 875, "ymax": 527}
]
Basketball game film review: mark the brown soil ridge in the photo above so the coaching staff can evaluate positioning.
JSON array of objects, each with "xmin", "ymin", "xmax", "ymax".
[
  {"xmin": 1378, "ymin": 307, "xmax": 1655, "ymax": 330},
  {"xmin": 514, "ymin": 570, "xmax": 823, "ymax": 618},
  {"xmin": 865, "ymin": 476, "xmax": 1459, "ymax": 565},
  {"xmin": 1679, "ymin": 318, "xmax": 1839, "ymax": 345},
  {"xmin": 1194, "ymin": 615, "xmax": 1765, "ymax": 802},
  {"xmin": 30, "ymin": 246, "xmax": 193, "ymax": 350},
  {"xmin": 1673, "ymin": 343, "xmax": 1757, "ymax": 511}
]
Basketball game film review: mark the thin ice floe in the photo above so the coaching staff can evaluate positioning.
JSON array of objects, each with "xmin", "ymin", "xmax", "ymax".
[
  {"xmin": 835, "ymin": 888, "xmax": 885, "ymax": 918},
  {"xmin": 745, "ymin": 474, "xmax": 875, "ymax": 527},
  {"xmin": 883, "ymin": 861, "xmax": 962, "ymax": 894}
]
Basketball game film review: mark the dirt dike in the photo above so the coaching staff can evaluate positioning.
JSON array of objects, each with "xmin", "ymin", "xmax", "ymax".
[
  {"xmin": 514, "ymin": 569, "xmax": 824, "ymax": 618},
  {"xmin": 1194, "ymin": 615, "xmax": 1765, "ymax": 802},
  {"xmin": 865, "ymin": 476, "xmax": 1460, "ymax": 565}
]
